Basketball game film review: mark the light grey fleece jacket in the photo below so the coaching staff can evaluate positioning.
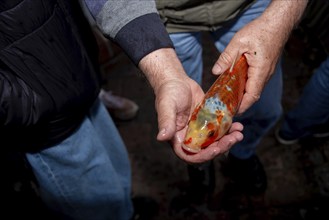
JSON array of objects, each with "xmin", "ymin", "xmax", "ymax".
[{"xmin": 82, "ymin": 0, "xmax": 173, "ymax": 65}]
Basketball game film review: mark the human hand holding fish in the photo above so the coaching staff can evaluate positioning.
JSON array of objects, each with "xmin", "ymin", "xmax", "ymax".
[
  {"xmin": 212, "ymin": 0, "xmax": 308, "ymax": 114},
  {"xmin": 181, "ymin": 55, "xmax": 247, "ymax": 155},
  {"xmin": 173, "ymin": 122, "xmax": 243, "ymax": 164},
  {"xmin": 158, "ymin": 0, "xmax": 307, "ymax": 164},
  {"xmin": 139, "ymin": 48, "xmax": 244, "ymax": 164},
  {"xmin": 166, "ymin": 70, "xmax": 244, "ymax": 163}
]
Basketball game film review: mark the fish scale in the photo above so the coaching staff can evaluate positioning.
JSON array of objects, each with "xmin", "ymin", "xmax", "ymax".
[{"xmin": 183, "ymin": 55, "xmax": 248, "ymax": 153}]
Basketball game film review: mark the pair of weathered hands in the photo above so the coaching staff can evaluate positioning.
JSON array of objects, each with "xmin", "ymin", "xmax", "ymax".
[{"xmin": 139, "ymin": 0, "xmax": 308, "ymax": 164}]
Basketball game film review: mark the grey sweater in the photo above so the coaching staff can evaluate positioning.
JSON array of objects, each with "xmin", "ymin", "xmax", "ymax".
[{"xmin": 83, "ymin": 0, "xmax": 173, "ymax": 65}]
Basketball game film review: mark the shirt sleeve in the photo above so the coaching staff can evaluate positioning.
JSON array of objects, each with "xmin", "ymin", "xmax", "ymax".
[{"xmin": 83, "ymin": 0, "xmax": 174, "ymax": 65}]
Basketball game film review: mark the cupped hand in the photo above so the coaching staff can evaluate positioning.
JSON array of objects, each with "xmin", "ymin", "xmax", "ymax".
[
  {"xmin": 171, "ymin": 122, "xmax": 244, "ymax": 164},
  {"xmin": 139, "ymin": 48, "xmax": 244, "ymax": 164},
  {"xmin": 155, "ymin": 76, "xmax": 204, "ymax": 141},
  {"xmin": 155, "ymin": 76, "xmax": 244, "ymax": 164}
]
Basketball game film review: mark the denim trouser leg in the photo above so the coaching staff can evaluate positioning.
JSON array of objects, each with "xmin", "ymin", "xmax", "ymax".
[
  {"xmin": 26, "ymin": 99, "xmax": 133, "ymax": 220},
  {"xmin": 170, "ymin": 0, "xmax": 282, "ymax": 159},
  {"xmin": 170, "ymin": 32, "xmax": 203, "ymax": 84},
  {"xmin": 281, "ymin": 57, "xmax": 329, "ymax": 137}
]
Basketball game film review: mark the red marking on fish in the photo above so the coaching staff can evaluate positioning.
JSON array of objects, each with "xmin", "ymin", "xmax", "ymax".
[{"xmin": 183, "ymin": 55, "xmax": 248, "ymax": 153}]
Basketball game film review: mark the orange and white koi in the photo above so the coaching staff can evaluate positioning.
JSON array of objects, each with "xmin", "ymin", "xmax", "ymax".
[{"xmin": 183, "ymin": 55, "xmax": 248, "ymax": 153}]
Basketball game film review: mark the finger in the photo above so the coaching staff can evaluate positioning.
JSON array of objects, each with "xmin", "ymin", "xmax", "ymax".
[
  {"xmin": 212, "ymin": 49, "xmax": 241, "ymax": 75},
  {"xmin": 156, "ymin": 99, "xmax": 177, "ymax": 141},
  {"xmin": 212, "ymin": 130, "xmax": 244, "ymax": 153},
  {"xmin": 237, "ymin": 92, "xmax": 260, "ymax": 114},
  {"xmin": 195, "ymin": 130, "xmax": 243, "ymax": 162},
  {"xmin": 173, "ymin": 123, "xmax": 244, "ymax": 163},
  {"xmin": 173, "ymin": 129, "xmax": 243, "ymax": 164},
  {"xmin": 237, "ymin": 68, "xmax": 263, "ymax": 114},
  {"xmin": 228, "ymin": 122, "xmax": 244, "ymax": 133}
]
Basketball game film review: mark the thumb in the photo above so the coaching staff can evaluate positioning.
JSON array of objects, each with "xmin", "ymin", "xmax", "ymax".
[
  {"xmin": 212, "ymin": 49, "xmax": 241, "ymax": 75},
  {"xmin": 156, "ymin": 99, "xmax": 177, "ymax": 141}
]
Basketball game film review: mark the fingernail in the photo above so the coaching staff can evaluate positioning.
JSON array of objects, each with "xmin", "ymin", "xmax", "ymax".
[
  {"xmin": 237, "ymin": 133, "xmax": 244, "ymax": 141},
  {"xmin": 212, "ymin": 63, "xmax": 222, "ymax": 75},
  {"xmin": 158, "ymin": 128, "xmax": 166, "ymax": 138}
]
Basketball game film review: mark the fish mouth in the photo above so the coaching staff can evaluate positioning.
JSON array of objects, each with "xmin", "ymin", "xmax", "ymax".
[{"xmin": 182, "ymin": 144, "xmax": 201, "ymax": 154}]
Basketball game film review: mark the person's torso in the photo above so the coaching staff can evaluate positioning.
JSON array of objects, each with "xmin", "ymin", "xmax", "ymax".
[
  {"xmin": 0, "ymin": 0, "xmax": 101, "ymax": 151},
  {"xmin": 156, "ymin": 0, "xmax": 256, "ymax": 33}
]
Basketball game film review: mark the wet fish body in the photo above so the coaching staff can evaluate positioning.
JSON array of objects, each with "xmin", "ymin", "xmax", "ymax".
[{"xmin": 183, "ymin": 55, "xmax": 248, "ymax": 153}]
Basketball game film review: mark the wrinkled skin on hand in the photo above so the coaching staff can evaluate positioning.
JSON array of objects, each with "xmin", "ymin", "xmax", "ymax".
[
  {"xmin": 212, "ymin": 0, "xmax": 308, "ymax": 114},
  {"xmin": 155, "ymin": 77, "xmax": 204, "ymax": 140},
  {"xmin": 155, "ymin": 77, "xmax": 244, "ymax": 164},
  {"xmin": 172, "ymin": 122, "xmax": 243, "ymax": 164},
  {"xmin": 212, "ymin": 19, "xmax": 282, "ymax": 114},
  {"xmin": 139, "ymin": 48, "xmax": 244, "ymax": 164}
]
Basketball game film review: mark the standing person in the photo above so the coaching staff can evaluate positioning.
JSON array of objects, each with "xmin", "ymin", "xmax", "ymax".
[
  {"xmin": 0, "ymin": 0, "xmax": 243, "ymax": 219},
  {"xmin": 276, "ymin": 56, "xmax": 329, "ymax": 144},
  {"xmin": 156, "ymin": 0, "xmax": 308, "ymax": 196}
]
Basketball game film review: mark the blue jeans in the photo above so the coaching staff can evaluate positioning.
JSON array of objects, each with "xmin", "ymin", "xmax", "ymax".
[
  {"xmin": 280, "ymin": 56, "xmax": 329, "ymax": 137},
  {"xmin": 170, "ymin": 0, "xmax": 282, "ymax": 159},
  {"xmin": 26, "ymin": 99, "xmax": 133, "ymax": 220}
]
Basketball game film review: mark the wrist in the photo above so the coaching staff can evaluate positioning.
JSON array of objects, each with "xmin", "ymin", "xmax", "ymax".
[
  {"xmin": 138, "ymin": 48, "xmax": 189, "ymax": 94},
  {"xmin": 258, "ymin": 0, "xmax": 308, "ymax": 42}
]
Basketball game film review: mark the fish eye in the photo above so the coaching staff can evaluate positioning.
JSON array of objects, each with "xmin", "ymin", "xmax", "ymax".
[{"xmin": 208, "ymin": 130, "xmax": 215, "ymax": 137}]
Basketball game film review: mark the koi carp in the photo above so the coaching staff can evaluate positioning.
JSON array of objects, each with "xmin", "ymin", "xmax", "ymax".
[{"xmin": 183, "ymin": 55, "xmax": 248, "ymax": 153}]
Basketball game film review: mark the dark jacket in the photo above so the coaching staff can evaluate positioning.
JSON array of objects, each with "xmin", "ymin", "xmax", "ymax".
[
  {"xmin": 0, "ymin": 0, "xmax": 173, "ymax": 152},
  {"xmin": 0, "ymin": 0, "xmax": 101, "ymax": 151}
]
